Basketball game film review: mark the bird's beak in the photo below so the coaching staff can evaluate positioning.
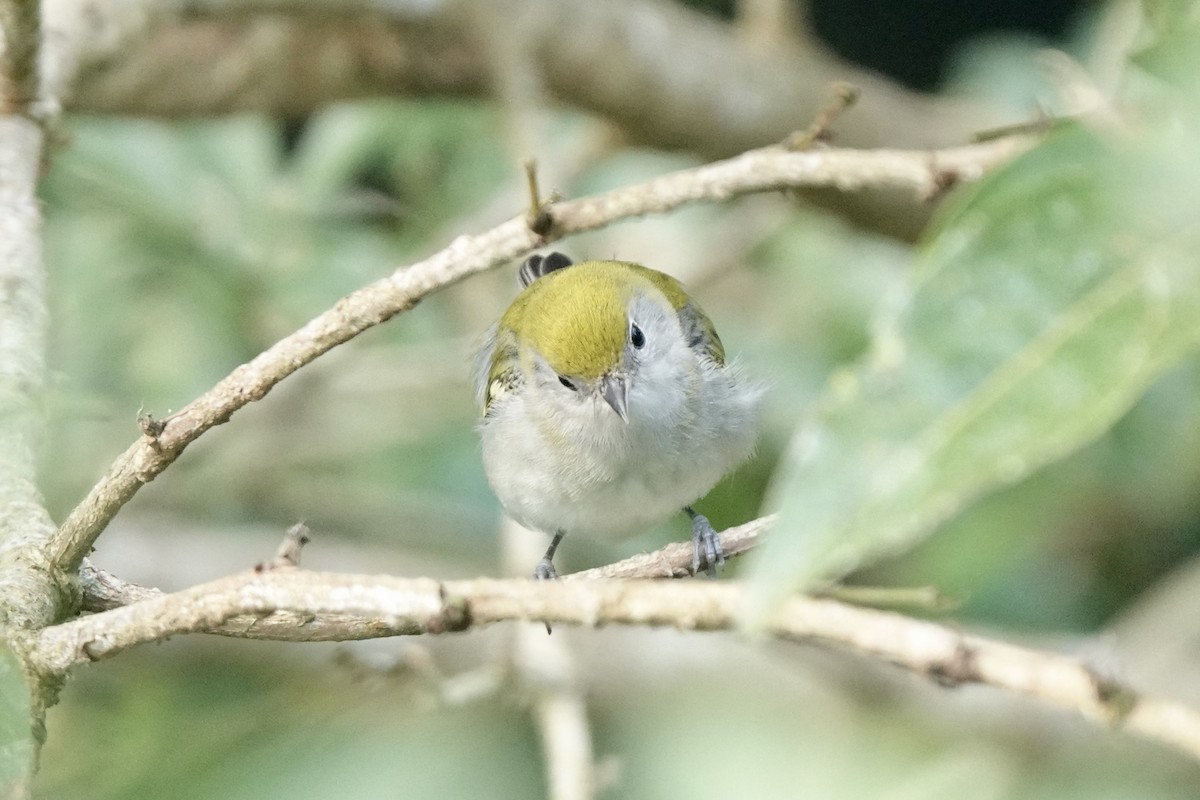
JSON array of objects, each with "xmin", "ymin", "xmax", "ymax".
[{"xmin": 599, "ymin": 374, "xmax": 630, "ymax": 423}]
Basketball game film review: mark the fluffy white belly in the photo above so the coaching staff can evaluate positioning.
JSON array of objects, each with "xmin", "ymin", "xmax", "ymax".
[{"xmin": 481, "ymin": 378, "xmax": 759, "ymax": 540}]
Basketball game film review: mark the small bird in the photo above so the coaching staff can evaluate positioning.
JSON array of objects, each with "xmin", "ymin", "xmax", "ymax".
[{"xmin": 475, "ymin": 252, "xmax": 762, "ymax": 579}]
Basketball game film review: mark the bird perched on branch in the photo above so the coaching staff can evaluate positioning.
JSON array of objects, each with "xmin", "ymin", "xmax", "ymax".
[{"xmin": 475, "ymin": 252, "xmax": 763, "ymax": 579}]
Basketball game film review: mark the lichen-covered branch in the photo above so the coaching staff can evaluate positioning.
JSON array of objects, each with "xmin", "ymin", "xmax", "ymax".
[
  {"xmin": 0, "ymin": 0, "xmax": 69, "ymax": 788},
  {"xmin": 0, "ymin": 117, "xmax": 58, "ymax": 634},
  {"xmin": 29, "ymin": 559, "xmax": 1200, "ymax": 765},
  {"xmin": 77, "ymin": 515, "xmax": 776, "ymax": 634},
  {"xmin": 50, "ymin": 136, "xmax": 1032, "ymax": 576}
]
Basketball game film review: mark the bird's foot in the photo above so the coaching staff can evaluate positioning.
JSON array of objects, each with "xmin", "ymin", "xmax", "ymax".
[
  {"xmin": 532, "ymin": 531, "xmax": 565, "ymax": 634},
  {"xmin": 532, "ymin": 557, "xmax": 559, "ymax": 581},
  {"xmin": 687, "ymin": 509, "xmax": 725, "ymax": 578},
  {"xmin": 532, "ymin": 531, "xmax": 565, "ymax": 581}
]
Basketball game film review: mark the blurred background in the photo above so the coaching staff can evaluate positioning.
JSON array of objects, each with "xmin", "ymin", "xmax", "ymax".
[{"xmin": 30, "ymin": 0, "xmax": 1200, "ymax": 797}]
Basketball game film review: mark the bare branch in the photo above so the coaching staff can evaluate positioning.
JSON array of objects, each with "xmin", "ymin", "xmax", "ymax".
[
  {"xmin": 42, "ymin": 0, "xmax": 1014, "ymax": 237},
  {"xmin": 783, "ymin": 81, "xmax": 861, "ymax": 151},
  {"xmin": 570, "ymin": 514, "xmax": 772, "ymax": 580},
  {"xmin": 56, "ymin": 0, "xmax": 999, "ymax": 154},
  {"xmin": 50, "ymin": 136, "xmax": 1033, "ymax": 576},
  {"xmin": 78, "ymin": 515, "xmax": 775, "ymax": 623},
  {"xmin": 78, "ymin": 559, "xmax": 161, "ymax": 611},
  {"xmin": 31, "ymin": 561, "xmax": 1200, "ymax": 765}
]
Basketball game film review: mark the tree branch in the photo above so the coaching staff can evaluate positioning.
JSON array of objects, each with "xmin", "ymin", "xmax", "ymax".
[
  {"xmin": 55, "ymin": 0, "xmax": 1000, "ymax": 154},
  {"xmin": 0, "ymin": 113, "xmax": 61, "ymax": 635},
  {"xmin": 42, "ymin": 0, "xmax": 1014, "ymax": 237},
  {"xmin": 0, "ymin": 107, "xmax": 57, "ymax": 633},
  {"xmin": 49, "ymin": 135, "xmax": 1033, "ymax": 576},
  {"xmin": 77, "ymin": 515, "xmax": 776, "ymax": 624},
  {"xmin": 30, "ymin": 556, "xmax": 1200, "ymax": 765},
  {"xmin": 0, "ymin": 0, "xmax": 65, "ymax": 787}
]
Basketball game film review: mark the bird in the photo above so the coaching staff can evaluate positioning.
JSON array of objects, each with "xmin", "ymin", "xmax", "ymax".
[{"xmin": 474, "ymin": 252, "xmax": 762, "ymax": 580}]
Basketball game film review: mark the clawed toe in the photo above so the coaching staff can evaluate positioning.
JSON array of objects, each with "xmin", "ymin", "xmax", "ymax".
[
  {"xmin": 687, "ymin": 509, "xmax": 725, "ymax": 578},
  {"xmin": 533, "ymin": 558, "xmax": 559, "ymax": 581}
]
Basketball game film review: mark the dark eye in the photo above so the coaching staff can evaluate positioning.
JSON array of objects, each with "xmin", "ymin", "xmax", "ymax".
[
  {"xmin": 630, "ymin": 323, "xmax": 646, "ymax": 349},
  {"xmin": 558, "ymin": 375, "xmax": 578, "ymax": 391}
]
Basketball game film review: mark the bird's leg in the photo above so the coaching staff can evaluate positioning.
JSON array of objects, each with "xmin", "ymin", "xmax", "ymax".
[
  {"xmin": 532, "ymin": 531, "xmax": 565, "ymax": 634},
  {"xmin": 685, "ymin": 507, "xmax": 725, "ymax": 578},
  {"xmin": 533, "ymin": 531, "xmax": 565, "ymax": 580}
]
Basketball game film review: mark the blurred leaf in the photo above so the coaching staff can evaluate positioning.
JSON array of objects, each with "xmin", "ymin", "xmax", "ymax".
[
  {"xmin": 39, "ymin": 109, "xmax": 497, "ymax": 516},
  {"xmin": 292, "ymin": 100, "xmax": 509, "ymax": 241},
  {"xmin": 0, "ymin": 642, "xmax": 33, "ymax": 797},
  {"xmin": 747, "ymin": 54, "xmax": 1200, "ymax": 618},
  {"xmin": 1132, "ymin": 2, "xmax": 1200, "ymax": 87},
  {"xmin": 35, "ymin": 651, "xmax": 544, "ymax": 800}
]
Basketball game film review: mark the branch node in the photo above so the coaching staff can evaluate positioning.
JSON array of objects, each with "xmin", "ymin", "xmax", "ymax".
[
  {"xmin": 784, "ymin": 81, "xmax": 861, "ymax": 151},
  {"xmin": 523, "ymin": 158, "xmax": 556, "ymax": 236},
  {"xmin": 920, "ymin": 154, "xmax": 961, "ymax": 203},
  {"xmin": 1090, "ymin": 665, "xmax": 1139, "ymax": 725},
  {"xmin": 259, "ymin": 523, "xmax": 311, "ymax": 571},
  {"xmin": 136, "ymin": 409, "xmax": 167, "ymax": 449},
  {"xmin": 428, "ymin": 588, "xmax": 471, "ymax": 634},
  {"xmin": 79, "ymin": 640, "xmax": 102, "ymax": 663},
  {"xmin": 927, "ymin": 641, "xmax": 978, "ymax": 688}
]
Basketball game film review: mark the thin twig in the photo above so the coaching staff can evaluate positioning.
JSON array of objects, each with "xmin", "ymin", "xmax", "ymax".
[
  {"xmin": 261, "ymin": 522, "xmax": 310, "ymax": 570},
  {"xmin": 817, "ymin": 583, "xmax": 958, "ymax": 612},
  {"xmin": 523, "ymin": 157, "xmax": 554, "ymax": 236},
  {"xmin": 570, "ymin": 513, "xmax": 772, "ymax": 580},
  {"xmin": 30, "ymin": 565, "xmax": 1200, "ymax": 765},
  {"xmin": 784, "ymin": 81, "xmax": 860, "ymax": 150},
  {"xmin": 49, "ymin": 136, "xmax": 1033, "ymax": 575}
]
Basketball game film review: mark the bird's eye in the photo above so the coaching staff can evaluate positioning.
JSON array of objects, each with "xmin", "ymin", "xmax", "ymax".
[
  {"xmin": 630, "ymin": 323, "xmax": 646, "ymax": 349},
  {"xmin": 558, "ymin": 375, "xmax": 578, "ymax": 391}
]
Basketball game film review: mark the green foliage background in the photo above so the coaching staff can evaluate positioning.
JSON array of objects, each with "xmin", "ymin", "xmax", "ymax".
[{"xmin": 27, "ymin": 6, "xmax": 1200, "ymax": 799}]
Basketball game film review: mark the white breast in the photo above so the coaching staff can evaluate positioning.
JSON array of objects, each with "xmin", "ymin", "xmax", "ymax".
[{"xmin": 480, "ymin": 359, "xmax": 761, "ymax": 540}]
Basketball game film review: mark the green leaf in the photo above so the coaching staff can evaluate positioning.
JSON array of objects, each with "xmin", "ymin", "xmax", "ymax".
[
  {"xmin": 1130, "ymin": 1, "xmax": 1200, "ymax": 88},
  {"xmin": 744, "ymin": 113, "xmax": 1200, "ymax": 621},
  {"xmin": 0, "ymin": 642, "xmax": 34, "ymax": 798}
]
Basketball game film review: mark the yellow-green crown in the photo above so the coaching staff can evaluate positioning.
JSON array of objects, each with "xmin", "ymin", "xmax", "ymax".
[{"xmin": 499, "ymin": 260, "xmax": 690, "ymax": 379}]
